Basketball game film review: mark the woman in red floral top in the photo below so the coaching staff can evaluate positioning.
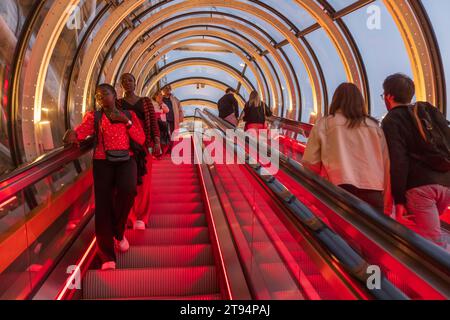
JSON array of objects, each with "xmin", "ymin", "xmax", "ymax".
[
  {"xmin": 64, "ymin": 83, "xmax": 145, "ymax": 270},
  {"xmin": 118, "ymin": 73, "xmax": 161, "ymax": 230}
]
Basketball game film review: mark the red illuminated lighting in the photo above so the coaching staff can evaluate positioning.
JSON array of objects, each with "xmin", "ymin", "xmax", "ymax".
[
  {"xmin": 193, "ymin": 138, "xmax": 233, "ymax": 299},
  {"xmin": 56, "ymin": 237, "xmax": 97, "ymax": 300},
  {"xmin": 0, "ymin": 196, "xmax": 17, "ymax": 210}
]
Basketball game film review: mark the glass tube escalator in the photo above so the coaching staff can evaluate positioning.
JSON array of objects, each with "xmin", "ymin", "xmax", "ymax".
[
  {"xmin": 0, "ymin": 122, "xmax": 405, "ymax": 300},
  {"xmin": 200, "ymin": 109, "xmax": 450, "ymax": 300}
]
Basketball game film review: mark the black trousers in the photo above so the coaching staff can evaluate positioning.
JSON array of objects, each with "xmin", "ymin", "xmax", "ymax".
[
  {"xmin": 167, "ymin": 121, "xmax": 175, "ymax": 150},
  {"xmin": 158, "ymin": 119, "xmax": 170, "ymax": 146},
  {"xmin": 340, "ymin": 184, "xmax": 384, "ymax": 212},
  {"xmin": 93, "ymin": 159, "xmax": 137, "ymax": 263},
  {"xmin": 167, "ymin": 121, "xmax": 175, "ymax": 135}
]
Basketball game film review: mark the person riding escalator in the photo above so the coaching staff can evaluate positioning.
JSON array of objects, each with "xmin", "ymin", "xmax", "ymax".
[
  {"xmin": 118, "ymin": 73, "xmax": 161, "ymax": 230},
  {"xmin": 302, "ymin": 83, "xmax": 391, "ymax": 214},
  {"xmin": 63, "ymin": 84, "xmax": 146, "ymax": 270}
]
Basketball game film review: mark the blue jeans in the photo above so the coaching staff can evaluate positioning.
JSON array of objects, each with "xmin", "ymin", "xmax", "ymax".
[{"xmin": 405, "ymin": 184, "xmax": 450, "ymax": 246}]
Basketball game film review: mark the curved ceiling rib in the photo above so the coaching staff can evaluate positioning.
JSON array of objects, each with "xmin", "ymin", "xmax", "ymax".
[
  {"xmin": 125, "ymin": 38, "xmax": 267, "ymax": 103},
  {"xmin": 117, "ymin": 10, "xmax": 275, "ymax": 80},
  {"xmin": 45, "ymin": 0, "xmax": 439, "ymax": 126},
  {"xmin": 168, "ymin": 77, "xmax": 246, "ymax": 108},
  {"xmin": 112, "ymin": 9, "xmax": 302, "ymax": 114},
  {"xmin": 180, "ymin": 99, "xmax": 221, "ymax": 111},
  {"xmin": 143, "ymin": 57, "xmax": 256, "ymax": 97},
  {"xmin": 7, "ymin": 0, "xmax": 447, "ymax": 177},
  {"xmin": 129, "ymin": 36, "xmax": 272, "ymax": 103},
  {"xmin": 129, "ymin": 30, "xmax": 278, "ymax": 108},
  {"xmin": 119, "ymin": 0, "xmax": 367, "ymax": 112},
  {"xmin": 73, "ymin": 0, "xmax": 327, "ymax": 121},
  {"xmin": 20, "ymin": 0, "xmax": 81, "ymax": 161},
  {"xmin": 383, "ymin": 0, "xmax": 437, "ymax": 104},
  {"xmin": 105, "ymin": 16, "xmax": 296, "ymax": 114},
  {"xmin": 292, "ymin": 0, "xmax": 363, "ymax": 92}
]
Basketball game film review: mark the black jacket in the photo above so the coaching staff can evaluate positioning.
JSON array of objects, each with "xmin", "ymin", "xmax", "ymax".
[
  {"xmin": 382, "ymin": 105, "xmax": 450, "ymax": 204},
  {"xmin": 242, "ymin": 102, "xmax": 272, "ymax": 125},
  {"xmin": 218, "ymin": 93, "xmax": 239, "ymax": 119}
]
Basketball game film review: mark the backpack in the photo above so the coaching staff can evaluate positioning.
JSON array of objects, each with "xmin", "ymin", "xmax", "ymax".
[
  {"xmin": 94, "ymin": 110, "xmax": 148, "ymax": 185},
  {"xmin": 408, "ymin": 102, "xmax": 450, "ymax": 172}
]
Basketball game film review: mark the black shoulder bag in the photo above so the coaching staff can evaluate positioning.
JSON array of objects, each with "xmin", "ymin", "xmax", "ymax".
[{"xmin": 94, "ymin": 110, "xmax": 130, "ymax": 162}]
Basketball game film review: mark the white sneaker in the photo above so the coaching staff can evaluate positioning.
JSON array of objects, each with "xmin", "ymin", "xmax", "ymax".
[
  {"xmin": 115, "ymin": 236, "xmax": 129, "ymax": 252},
  {"xmin": 133, "ymin": 220, "xmax": 146, "ymax": 230},
  {"xmin": 101, "ymin": 261, "xmax": 116, "ymax": 270}
]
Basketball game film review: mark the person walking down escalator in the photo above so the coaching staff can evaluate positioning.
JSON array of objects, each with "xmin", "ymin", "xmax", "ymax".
[
  {"xmin": 302, "ymin": 83, "xmax": 391, "ymax": 214},
  {"xmin": 162, "ymin": 84, "xmax": 184, "ymax": 152},
  {"xmin": 63, "ymin": 84, "xmax": 146, "ymax": 270},
  {"xmin": 118, "ymin": 73, "xmax": 161, "ymax": 230},
  {"xmin": 241, "ymin": 90, "xmax": 272, "ymax": 131},
  {"xmin": 152, "ymin": 90, "xmax": 170, "ymax": 156},
  {"xmin": 218, "ymin": 87, "xmax": 240, "ymax": 127}
]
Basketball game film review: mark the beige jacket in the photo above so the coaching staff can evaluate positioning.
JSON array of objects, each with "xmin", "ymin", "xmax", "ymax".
[{"xmin": 303, "ymin": 112, "xmax": 390, "ymax": 194}]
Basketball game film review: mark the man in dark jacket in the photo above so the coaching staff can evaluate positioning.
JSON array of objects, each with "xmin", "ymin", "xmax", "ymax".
[
  {"xmin": 218, "ymin": 88, "xmax": 239, "ymax": 126},
  {"xmin": 381, "ymin": 73, "xmax": 450, "ymax": 246}
]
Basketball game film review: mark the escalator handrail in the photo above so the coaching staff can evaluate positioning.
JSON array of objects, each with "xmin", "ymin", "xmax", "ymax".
[
  {"xmin": 204, "ymin": 109, "xmax": 450, "ymax": 278},
  {"xmin": 0, "ymin": 140, "xmax": 93, "ymax": 204},
  {"xmin": 195, "ymin": 109, "xmax": 408, "ymax": 300},
  {"xmin": 267, "ymin": 115, "xmax": 313, "ymax": 136},
  {"xmin": 268, "ymin": 115, "xmax": 450, "ymax": 276}
]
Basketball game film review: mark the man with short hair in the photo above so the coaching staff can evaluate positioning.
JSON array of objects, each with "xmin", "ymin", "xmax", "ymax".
[
  {"xmin": 381, "ymin": 73, "xmax": 450, "ymax": 246},
  {"xmin": 217, "ymin": 87, "xmax": 239, "ymax": 126},
  {"xmin": 162, "ymin": 85, "xmax": 184, "ymax": 150}
]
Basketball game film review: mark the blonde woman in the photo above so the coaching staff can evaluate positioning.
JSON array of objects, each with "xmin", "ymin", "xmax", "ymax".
[
  {"xmin": 152, "ymin": 90, "xmax": 170, "ymax": 155},
  {"xmin": 241, "ymin": 91, "xmax": 272, "ymax": 131}
]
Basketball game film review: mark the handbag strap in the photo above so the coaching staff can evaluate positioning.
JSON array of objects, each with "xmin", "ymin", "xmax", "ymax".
[
  {"xmin": 98, "ymin": 112, "xmax": 108, "ymax": 153},
  {"xmin": 96, "ymin": 109, "xmax": 134, "ymax": 150}
]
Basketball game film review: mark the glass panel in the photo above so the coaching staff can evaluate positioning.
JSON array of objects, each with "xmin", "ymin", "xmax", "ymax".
[
  {"xmin": 0, "ymin": 160, "xmax": 94, "ymax": 299},
  {"xmin": 342, "ymin": 1, "xmax": 414, "ymax": 119},
  {"xmin": 174, "ymin": 84, "xmax": 224, "ymax": 103},
  {"xmin": 0, "ymin": 190, "xmax": 31, "ymax": 299},
  {"xmin": 193, "ymin": 6, "xmax": 286, "ymax": 43},
  {"xmin": 262, "ymin": 55, "xmax": 283, "ymax": 116},
  {"xmin": 325, "ymin": 0, "xmax": 359, "ymax": 12},
  {"xmin": 14, "ymin": 1, "xmax": 105, "ymax": 167},
  {"xmin": 157, "ymin": 46, "xmax": 246, "ymax": 72},
  {"xmin": 39, "ymin": 0, "xmax": 105, "ymax": 157},
  {"xmin": 25, "ymin": 164, "xmax": 94, "ymax": 294},
  {"xmin": 304, "ymin": 28, "xmax": 347, "ymax": 113},
  {"xmin": 421, "ymin": 0, "xmax": 450, "ymax": 119},
  {"xmin": 160, "ymin": 66, "xmax": 239, "ymax": 92},
  {"xmin": 68, "ymin": 4, "xmax": 113, "ymax": 128},
  {"xmin": 283, "ymin": 44, "xmax": 315, "ymax": 122},
  {"xmin": 183, "ymin": 105, "xmax": 218, "ymax": 118},
  {"xmin": 195, "ymin": 115, "xmax": 343, "ymax": 299},
  {"xmin": 0, "ymin": 0, "xmax": 36, "ymax": 175},
  {"xmin": 259, "ymin": 0, "xmax": 317, "ymax": 29}
]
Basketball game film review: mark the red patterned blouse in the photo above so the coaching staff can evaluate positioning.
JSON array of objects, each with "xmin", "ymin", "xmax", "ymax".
[{"xmin": 75, "ymin": 111, "xmax": 145, "ymax": 160}]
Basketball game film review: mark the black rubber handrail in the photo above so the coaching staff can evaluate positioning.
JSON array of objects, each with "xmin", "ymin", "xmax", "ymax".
[
  {"xmin": 267, "ymin": 116, "xmax": 313, "ymax": 137},
  {"xmin": 266, "ymin": 114, "xmax": 450, "ymax": 276},
  {"xmin": 196, "ymin": 109, "xmax": 408, "ymax": 300},
  {"xmin": 0, "ymin": 140, "xmax": 93, "ymax": 204},
  {"xmin": 205, "ymin": 109, "xmax": 450, "ymax": 297}
]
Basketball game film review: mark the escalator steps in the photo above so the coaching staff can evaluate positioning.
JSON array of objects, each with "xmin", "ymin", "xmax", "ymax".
[
  {"xmin": 124, "ymin": 228, "xmax": 210, "ymax": 246},
  {"xmin": 82, "ymin": 266, "xmax": 219, "ymax": 300},
  {"xmin": 151, "ymin": 193, "xmax": 202, "ymax": 203},
  {"xmin": 83, "ymin": 153, "xmax": 222, "ymax": 300},
  {"xmin": 150, "ymin": 202, "xmax": 205, "ymax": 214},
  {"xmin": 147, "ymin": 214, "xmax": 207, "ymax": 228},
  {"xmin": 116, "ymin": 244, "xmax": 215, "ymax": 269}
]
